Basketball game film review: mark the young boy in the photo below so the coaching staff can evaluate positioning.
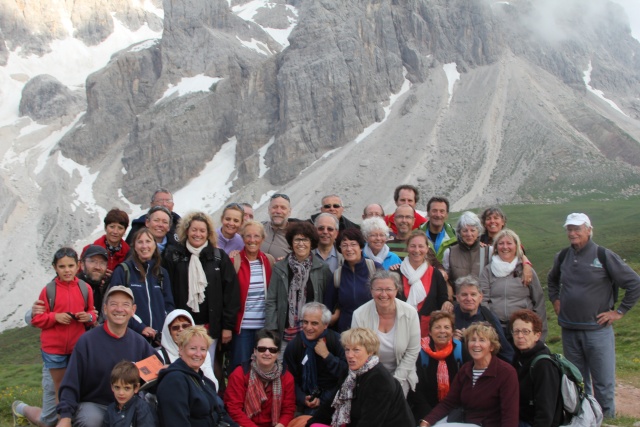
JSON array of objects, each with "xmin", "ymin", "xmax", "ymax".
[{"xmin": 103, "ymin": 361, "xmax": 157, "ymax": 427}]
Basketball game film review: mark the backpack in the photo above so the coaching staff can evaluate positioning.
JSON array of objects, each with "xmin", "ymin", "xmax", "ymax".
[
  {"xmin": 333, "ymin": 258, "xmax": 377, "ymax": 288},
  {"xmin": 46, "ymin": 279, "xmax": 90, "ymax": 312},
  {"xmin": 530, "ymin": 353, "xmax": 603, "ymax": 427},
  {"xmin": 557, "ymin": 245, "xmax": 615, "ymax": 303},
  {"xmin": 419, "ymin": 339, "xmax": 463, "ymax": 368}
]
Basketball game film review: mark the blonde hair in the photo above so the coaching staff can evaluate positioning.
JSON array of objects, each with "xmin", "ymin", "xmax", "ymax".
[
  {"xmin": 491, "ymin": 229, "xmax": 524, "ymax": 260},
  {"xmin": 177, "ymin": 325, "xmax": 213, "ymax": 349},
  {"xmin": 464, "ymin": 322, "xmax": 501, "ymax": 356},
  {"xmin": 341, "ymin": 327, "xmax": 380, "ymax": 356},
  {"xmin": 177, "ymin": 211, "xmax": 217, "ymax": 247},
  {"xmin": 240, "ymin": 220, "xmax": 266, "ymax": 239}
]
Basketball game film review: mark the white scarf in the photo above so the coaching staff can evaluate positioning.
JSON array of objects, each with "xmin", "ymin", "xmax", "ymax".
[
  {"xmin": 186, "ymin": 241, "xmax": 209, "ymax": 312},
  {"xmin": 400, "ymin": 257, "xmax": 428, "ymax": 308},
  {"xmin": 490, "ymin": 254, "xmax": 518, "ymax": 277},
  {"xmin": 363, "ymin": 243, "xmax": 389, "ymax": 265}
]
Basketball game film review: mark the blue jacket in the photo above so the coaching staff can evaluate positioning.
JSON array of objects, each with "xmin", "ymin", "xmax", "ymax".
[
  {"xmin": 110, "ymin": 259, "xmax": 174, "ymax": 334},
  {"xmin": 103, "ymin": 394, "xmax": 157, "ymax": 427}
]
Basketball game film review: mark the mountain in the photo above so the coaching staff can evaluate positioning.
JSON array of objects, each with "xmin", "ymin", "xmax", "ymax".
[{"xmin": 0, "ymin": 0, "xmax": 639, "ymax": 330}]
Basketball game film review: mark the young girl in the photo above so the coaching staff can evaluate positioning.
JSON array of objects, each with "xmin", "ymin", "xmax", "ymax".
[
  {"xmin": 31, "ymin": 247, "xmax": 96, "ymax": 401},
  {"xmin": 216, "ymin": 203, "xmax": 245, "ymax": 254}
]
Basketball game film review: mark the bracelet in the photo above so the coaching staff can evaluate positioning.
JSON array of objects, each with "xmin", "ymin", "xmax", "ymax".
[{"xmin": 523, "ymin": 260, "xmax": 532, "ymax": 266}]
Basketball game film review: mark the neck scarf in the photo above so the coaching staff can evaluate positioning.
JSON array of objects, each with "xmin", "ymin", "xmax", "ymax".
[
  {"xmin": 331, "ymin": 355, "xmax": 379, "ymax": 427},
  {"xmin": 363, "ymin": 243, "xmax": 389, "ymax": 265},
  {"xmin": 106, "ymin": 241, "xmax": 122, "ymax": 255},
  {"xmin": 400, "ymin": 257, "xmax": 428, "ymax": 308},
  {"xmin": 490, "ymin": 254, "xmax": 518, "ymax": 278},
  {"xmin": 245, "ymin": 354, "xmax": 283, "ymax": 426},
  {"xmin": 300, "ymin": 329, "xmax": 329, "ymax": 394},
  {"xmin": 286, "ymin": 254, "xmax": 312, "ymax": 339},
  {"xmin": 186, "ymin": 241, "xmax": 209, "ymax": 312},
  {"xmin": 422, "ymin": 336, "xmax": 453, "ymax": 401}
]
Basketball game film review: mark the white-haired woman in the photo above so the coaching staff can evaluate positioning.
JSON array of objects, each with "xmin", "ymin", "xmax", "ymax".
[{"xmin": 361, "ymin": 217, "xmax": 402, "ymax": 270}]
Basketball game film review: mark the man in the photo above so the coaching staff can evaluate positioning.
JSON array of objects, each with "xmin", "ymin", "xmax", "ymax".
[
  {"xmin": 261, "ymin": 193, "xmax": 297, "ymax": 259},
  {"xmin": 78, "ymin": 245, "xmax": 109, "ymax": 316},
  {"xmin": 125, "ymin": 188, "xmax": 181, "ymax": 245},
  {"xmin": 241, "ymin": 202, "xmax": 254, "ymax": 221},
  {"xmin": 387, "ymin": 204, "xmax": 416, "ymax": 260},
  {"xmin": 313, "ymin": 213, "xmax": 343, "ymax": 272},
  {"xmin": 452, "ymin": 276, "xmax": 514, "ymax": 363},
  {"xmin": 419, "ymin": 196, "xmax": 457, "ymax": 261},
  {"xmin": 56, "ymin": 286, "xmax": 156, "ymax": 427},
  {"xmin": 284, "ymin": 302, "xmax": 347, "ymax": 415},
  {"xmin": 362, "ymin": 203, "xmax": 385, "ymax": 220},
  {"xmin": 384, "ymin": 185, "xmax": 427, "ymax": 234},
  {"xmin": 310, "ymin": 194, "xmax": 359, "ymax": 231},
  {"xmin": 548, "ymin": 213, "xmax": 640, "ymax": 418}
]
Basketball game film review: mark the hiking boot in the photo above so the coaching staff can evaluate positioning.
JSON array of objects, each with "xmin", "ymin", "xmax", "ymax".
[{"xmin": 12, "ymin": 401, "xmax": 29, "ymax": 426}]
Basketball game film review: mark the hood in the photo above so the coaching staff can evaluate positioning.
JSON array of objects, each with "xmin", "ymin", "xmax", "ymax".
[
  {"xmin": 160, "ymin": 309, "xmax": 196, "ymax": 363},
  {"xmin": 157, "ymin": 357, "xmax": 202, "ymax": 383}
]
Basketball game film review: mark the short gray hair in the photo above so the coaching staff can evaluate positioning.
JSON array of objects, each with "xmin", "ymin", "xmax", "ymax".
[
  {"xmin": 151, "ymin": 188, "xmax": 172, "ymax": 203},
  {"xmin": 369, "ymin": 270, "xmax": 401, "ymax": 292},
  {"xmin": 301, "ymin": 302, "xmax": 332, "ymax": 325},
  {"xmin": 361, "ymin": 217, "xmax": 390, "ymax": 239},
  {"xmin": 455, "ymin": 275, "xmax": 482, "ymax": 294},
  {"xmin": 455, "ymin": 211, "xmax": 484, "ymax": 238},
  {"xmin": 314, "ymin": 213, "xmax": 339, "ymax": 229}
]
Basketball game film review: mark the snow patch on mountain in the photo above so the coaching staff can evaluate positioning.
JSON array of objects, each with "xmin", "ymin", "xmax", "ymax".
[
  {"xmin": 583, "ymin": 60, "xmax": 629, "ymax": 117},
  {"xmin": 156, "ymin": 75, "xmax": 223, "ymax": 105},
  {"xmin": 443, "ymin": 62, "xmax": 460, "ymax": 106}
]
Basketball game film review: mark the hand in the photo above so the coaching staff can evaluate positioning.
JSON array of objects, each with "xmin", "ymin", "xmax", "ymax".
[
  {"xmin": 441, "ymin": 301, "xmax": 454, "ymax": 313},
  {"xmin": 521, "ymin": 260, "xmax": 533, "ymax": 286},
  {"xmin": 57, "ymin": 418, "xmax": 72, "ymax": 427},
  {"xmin": 74, "ymin": 312, "xmax": 93, "ymax": 323},
  {"xmin": 141, "ymin": 327, "xmax": 156, "ymax": 338},
  {"xmin": 228, "ymin": 250, "xmax": 240, "ymax": 259},
  {"xmin": 314, "ymin": 338, "xmax": 330, "ymax": 358},
  {"xmin": 439, "ymin": 268, "xmax": 449, "ymax": 282},
  {"xmin": 105, "ymin": 268, "xmax": 113, "ymax": 279},
  {"xmin": 596, "ymin": 310, "xmax": 623, "ymax": 326},
  {"xmin": 55, "ymin": 312, "xmax": 73, "ymax": 325},
  {"xmin": 329, "ymin": 309, "xmax": 340, "ymax": 327},
  {"xmin": 305, "ymin": 396, "xmax": 320, "ymax": 408},
  {"xmin": 389, "ymin": 263, "xmax": 401, "ymax": 271},
  {"xmin": 32, "ymin": 300, "xmax": 46, "ymax": 315},
  {"xmin": 221, "ymin": 329, "xmax": 232, "ymax": 344},
  {"xmin": 553, "ymin": 300, "xmax": 560, "ymax": 315},
  {"xmin": 453, "ymin": 328, "xmax": 465, "ymax": 341},
  {"xmin": 419, "ymin": 420, "xmax": 430, "ymax": 427}
]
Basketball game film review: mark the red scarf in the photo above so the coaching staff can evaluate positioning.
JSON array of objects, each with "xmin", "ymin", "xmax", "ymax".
[{"xmin": 421, "ymin": 336, "xmax": 453, "ymax": 401}]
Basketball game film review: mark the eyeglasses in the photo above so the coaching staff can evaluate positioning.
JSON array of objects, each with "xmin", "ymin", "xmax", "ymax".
[
  {"xmin": 512, "ymin": 329, "xmax": 533, "ymax": 336},
  {"xmin": 271, "ymin": 193, "xmax": 290, "ymax": 202},
  {"xmin": 153, "ymin": 198, "xmax": 173, "ymax": 204},
  {"xmin": 395, "ymin": 215, "xmax": 413, "ymax": 221},
  {"xmin": 293, "ymin": 237, "xmax": 311, "ymax": 245},
  {"xmin": 170, "ymin": 323, "xmax": 192, "ymax": 332},
  {"xmin": 368, "ymin": 233, "xmax": 387, "ymax": 239},
  {"xmin": 256, "ymin": 346, "xmax": 279, "ymax": 354},
  {"xmin": 322, "ymin": 204, "xmax": 342, "ymax": 209},
  {"xmin": 84, "ymin": 258, "xmax": 108, "ymax": 267},
  {"xmin": 363, "ymin": 212, "xmax": 384, "ymax": 218},
  {"xmin": 340, "ymin": 242, "xmax": 360, "ymax": 249},
  {"xmin": 317, "ymin": 226, "xmax": 336, "ymax": 232},
  {"xmin": 372, "ymin": 288, "xmax": 396, "ymax": 294},
  {"xmin": 54, "ymin": 248, "xmax": 78, "ymax": 260}
]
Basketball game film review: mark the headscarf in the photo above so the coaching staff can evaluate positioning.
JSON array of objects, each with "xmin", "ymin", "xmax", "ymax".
[
  {"xmin": 285, "ymin": 254, "xmax": 312, "ymax": 340},
  {"xmin": 363, "ymin": 243, "xmax": 389, "ymax": 265},
  {"xmin": 490, "ymin": 254, "xmax": 518, "ymax": 277},
  {"xmin": 400, "ymin": 257, "xmax": 428, "ymax": 308},
  {"xmin": 300, "ymin": 328, "xmax": 329, "ymax": 394},
  {"xmin": 186, "ymin": 240, "xmax": 209, "ymax": 312},
  {"xmin": 331, "ymin": 355, "xmax": 379, "ymax": 427},
  {"xmin": 421, "ymin": 336, "xmax": 453, "ymax": 401},
  {"xmin": 245, "ymin": 354, "xmax": 283, "ymax": 426}
]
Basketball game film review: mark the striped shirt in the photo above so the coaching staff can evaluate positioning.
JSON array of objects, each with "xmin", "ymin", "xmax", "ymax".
[{"xmin": 241, "ymin": 260, "xmax": 266, "ymax": 330}]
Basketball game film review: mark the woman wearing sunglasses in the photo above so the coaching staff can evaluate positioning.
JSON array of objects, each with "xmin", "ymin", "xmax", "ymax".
[{"xmin": 225, "ymin": 329, "xmax": 296, "ymax": 427}]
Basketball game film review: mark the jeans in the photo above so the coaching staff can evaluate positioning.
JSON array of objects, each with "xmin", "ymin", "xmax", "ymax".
[
  {"xmin": 562, "ymin": 326, "xmax": 616, "ymax": 418},
  {"xmin": 230, "ymin": 329, "xmax": 260, "ymax": 370},
  {"xmin": 72, "ymin": 402, "xmax": 107, "ymax": 427},
  {"xmin": 41, "ymin": 365, "xmax": 57, "ymax": 426}
]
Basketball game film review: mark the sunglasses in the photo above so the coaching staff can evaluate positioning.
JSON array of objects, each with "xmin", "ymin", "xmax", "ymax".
[
  {"xmin": 170, "ymin": 323, "xmax": 192, "ymax": 332},
  {"xmin": 225, "ymin": 202, "xmax": 244, "ymax": 210},
  {"xmin": 271, "ymin": 193, "xmax": 290, "ymax": 202},
  {"xmin": 256, "ymin": 346, "xmax": 279, "ymax": 354},
  {"xmin": 148, "ymin": 205, "xmax": 172, "ymax": 217},
  {"xmin": 317, "ymin": 226, "xmax": 336, "ymax": 232},
  {"xmin": 323, "ymin": 204, "xmax": 342, "ymax": 209}
]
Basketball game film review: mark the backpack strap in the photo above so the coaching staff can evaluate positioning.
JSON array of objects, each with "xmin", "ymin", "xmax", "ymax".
[
  {"xmin": 77, "ymin": 279, "xmax": 90, "ymax": 312},
  {"xmin": 364, "ymin": 258, "xmax": 377, "ymax": 278},
  {"xmin": 121, "ymin": 262, "xmax": 131, "ymax": 287},
  {"xmin": 159, "ymin": 347, "xmax": 171, "ymax": 364},
  {"xmin": 46, "ymin": 279, "xmax": 89, "ymax": 312},
  {"xmin": 420, "ymin": 350, "xmax": 430, "ymax": 368},
  {"xmin": 453, "ymin": 339, "xmax": 463, "ymax": 365},
  {"xmin": 46, "ymin": 280, "xmax": 57, "ymax": 311},
  {"xmin": 333, "ymin": 267, "xmax": 342, "ymax": 289},
  {"xmin": 479, "ymin": 246, "xmax": 487, "ymax": 273}
]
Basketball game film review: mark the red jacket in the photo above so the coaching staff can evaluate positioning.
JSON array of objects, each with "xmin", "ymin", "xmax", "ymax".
[
  {"xmin": 232, "ymin": 250, "xmax": 273, "ymax": 334},
  {"xmin": 224, "ymin": 365, "xmax": 296, "ymax": 427},
  {"xmin": 385, "ymin": 211, "xmax": 427, "ymax": 235},
  {"xmin": 32, "ymin": 277, "xmax": 95, "ymax": 355},
  {"xmin": 83, "ymin": 235, "xmax": 129, "ymax": 273}
]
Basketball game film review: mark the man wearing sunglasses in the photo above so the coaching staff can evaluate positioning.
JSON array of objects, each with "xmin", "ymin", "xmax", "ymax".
[
  {"xmin": 312, "ymin": 213, "xmax": 343, "ymax": 273},
  {"xmin": 310, "ymin": 194, "xmax": 360, "ymax": 232}
]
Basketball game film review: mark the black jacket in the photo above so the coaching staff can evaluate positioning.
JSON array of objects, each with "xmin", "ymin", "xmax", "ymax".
[
  {"xmin": 163, "ymin": 244, "xmax": 239, "ymax": 339},
  {"xmin": 126, "ymin": 212, "xmax": 181, "ymax": 247},
  {"xmin": 102, "ymin": 395, "xmax": 156, "ymax": 427}
]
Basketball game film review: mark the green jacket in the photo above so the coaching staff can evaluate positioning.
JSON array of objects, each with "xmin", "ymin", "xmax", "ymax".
[{"xmin": 419, "ymin": 221, "xmax": 457, "ymax": 261}]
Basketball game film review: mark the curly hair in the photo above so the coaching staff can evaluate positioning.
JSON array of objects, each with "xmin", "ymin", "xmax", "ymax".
[
  {"xmin": 509, "ymin": 309, "xmax": 543, "ymax": 334},
  {"xmin": 176, "ymin": 211, "xmax": 217, "ymax": 247},
  {"xmin": 285, "ymin": 221, "xmax": 319, "ymax": 250},
  {"xmin": 464, "ymin": 322, "xmax": 501, "ymax": 356}
]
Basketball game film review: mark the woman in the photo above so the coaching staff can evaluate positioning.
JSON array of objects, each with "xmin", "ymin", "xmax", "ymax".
[
  {"xmin": 510, "ymin": 309, "xmax": 562, "ymax": 427},
  {"xmin": 442, "ymin": 211, "xmax": 488, "ymax": 293},
  {"xmin": 479, "ymin": 229, "xmax": 547, "ymax": 341},
  {"xmin": 156, "ymin": 326, "xmax": 236, "ymax": 427},
  {"xmin": 324, "ymin": 229, "xmax": 382, "ymax": 333},
  {"xmin": 351, "ymin": 270, "xmax": 420, "ymax": 396},
  {"xmin": 480, "ymin": 207, "xmax": 507, "ymax": 245},
  {"xmin": 361, "ymin": 217, "xmax": 401, "ymax": 270},
  {"xmin": 224, "ymin": 329, "xmax": 296, "ymax": 427},
  {"xmin": 265, "ymin": 221, "xmax": 331, "ymax": 353},
  {"xmin": 163, "ymin": 211, "xmax": 240, "ymax": 367},
  {"xmin": 110, "ymin": 228, "xmax": 174, "ymax": 340},
  {"xmin": 398, "ymin": 230, "xmax": 452, "ymax": 337},
  {"xmin": 408, "ymin": 311, "xmax": 467, "ymax": 424},
  {"xmin": 305, "ymin": 327, "xmax": 414, "ymax": 426},
  {"xmin": 82, "ymin": 208, "xmax": 130, "ymax": 282},
  {"xmin": 217, "ymin": 203, "xmax": 245, "ymax": 254},
  {"xmin": 145, "ymin": 205, "xmax": 174, "ymax": 256},
  {"xmin": 158, "ymin": 309, "xmax": 217, "ymax": 388},
  {"xmin": 230, "ymin": 221, "xmax": 275, "ymax": 369},
  {"xmin": 419, "ymin": 322, "xmax": 519, "ymax": 427}
]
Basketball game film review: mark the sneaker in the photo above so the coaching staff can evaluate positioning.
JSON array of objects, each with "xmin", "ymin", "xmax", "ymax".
[{"xmin": 12, "ymin": 401, "xmax": 28, "ymax": 426}]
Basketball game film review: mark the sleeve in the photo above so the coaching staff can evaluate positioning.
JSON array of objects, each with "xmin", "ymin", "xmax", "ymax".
[
  {"xmin": 499, "ymin": 363, "xmax": 520, "ymax": 427},
  {"xmin": 135, "ymin": 397, "xmax": 159, "ymax": 427},
  {"xmin": 432, "ymin": 268, "xmax": 449, "ymax": 309},
  {"xmin": 408, "ymin": 355, "xmax": 434, "ymax": 422},
  {"xmin": 528, "ymin": 270, "xmax": 548, "ymax": 340},
  {"xmin": 393, "ymin": 308, "xmax": 421, "ymax": 387},
  {"xmin": 531, "ymin": 359, "xmax": 561, "ymax": 427},
  {"xmin": 57, "ymin": 339, "xmax": 87, "ymax": 419},
  {"xmin": 547, "ymin": 251, "xmax": 562, "ymax": 303},
  {"xmin": 265, "ymin": 272, "xmax": 281, "ymax": 331},
  {"xmin": 102, "ymin": 407, "xmax": 112, "ymax": 427},
  {"xmin": 278, "ymin": 372, "xmax": 297, "ymax": 426},
  {"xmin": 161, "ymin": 268, "xmax": 175, "ymax": 312},
  {"xmin": 283, "ymin": 342, "xmax": 307, "ymax": 406},
  {"xmin": 223, "ymin": 367, "xmax": 260, "ymax": 427},
  {"xmin": 479, "ymin": 265, "xmax": 491, "ymax": 308},
  {"xmin": 220, "ymin": 252, "xmax": 240, "ymax": 331},
  {"xmin": 607, "ymin": 249, "xmax": 640, "ymax": 313},
  {"xmin": 424, "ymin": 365, "xmax": 467, "ymax": 424},
  {"xmin": 323, "ymin": 341, "xmax": 348, "ymax": 380},
  {"xmin": 31, "ymin": 287, "xmax": 56, "ymax": 329},
  {"xmin": 323, "ymin": 270, "xmax": 338, "ymax": 312},
  {"xmin": 157, "ymin": 372, "xmax": 194, "ymax": 427}
]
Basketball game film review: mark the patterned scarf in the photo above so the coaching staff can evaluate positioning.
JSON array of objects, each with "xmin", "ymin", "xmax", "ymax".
[
  {"xmin": 422, "ymin": 336, "xmax": 453, "ymax": 401},
  {"xmin": 331, "ymin": 355, "xmax": 379, "ymax": 427},
  {"xmin": 106, "ymin": 241, "xmax": 122, "ymax": 256},
  {"xmin": 285, "ymin": 254, "xmax": 312, "ymax": 340},
  {"xmin": 186, "ymin": 241, "xmax": 209, "ymax": 312},
  {"xmin": 245, "ymin": 354, "xmax": 283, "ymax": 426},
  {"xmin": 300, "ymin": 329, "xmax": 329, "ymax": 394}
]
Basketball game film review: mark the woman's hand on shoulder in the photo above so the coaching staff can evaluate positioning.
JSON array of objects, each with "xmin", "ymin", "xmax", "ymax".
[
  {"xmin": 441, "ymin": 301, "xmax": 454, "ymax": 313},
  {"xmin": 228, "ymin": 250, "xmax": 240, "ymax": 259},
  {"xmin": 388, "ymin": 263, "xmax": 401, "ymax": 271},
  {"xmin": 521, "ymin": 258, "xmax": 533, "ymax": 286}
]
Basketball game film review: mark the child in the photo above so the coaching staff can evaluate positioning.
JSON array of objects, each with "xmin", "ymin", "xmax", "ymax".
[
  {"xmin": 103, "ymin": 361, "xmax": 157, "ymax": 427},
  {"xmin": 31, "ymin": 247, "xmax": 96, "ymax": 402}
]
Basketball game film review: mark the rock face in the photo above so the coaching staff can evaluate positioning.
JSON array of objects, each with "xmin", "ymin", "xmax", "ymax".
[{"xmin": 19, "ymin": 75, "xmax": 85, "ymax": 122}]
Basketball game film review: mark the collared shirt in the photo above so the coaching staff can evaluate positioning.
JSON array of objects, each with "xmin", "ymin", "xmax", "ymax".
[
  {"xmin": 216, "ymin": 227, "xmax": 244, "ymax": 254},
  {"xmin": 313, "ymin": 246, "xmax": 340, "ymax": 272}
]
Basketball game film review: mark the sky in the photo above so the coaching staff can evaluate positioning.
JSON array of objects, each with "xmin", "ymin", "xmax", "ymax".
[{"xmin": 613, "ymin": 0, "xmax": 640, "ymax": 40}]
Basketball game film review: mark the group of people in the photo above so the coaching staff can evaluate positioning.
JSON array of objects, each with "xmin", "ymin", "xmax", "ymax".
[{"xmin": 10, "ymin": 184, "xmax": 640, "ymax": 427}]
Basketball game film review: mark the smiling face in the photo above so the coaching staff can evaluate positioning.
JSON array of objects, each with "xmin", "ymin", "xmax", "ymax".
[
  {"xmin": 242, "ymin": 224, "xmax": 264, "ymax": 257},
  {"xmin": 457, "ymin": 285, "xmax": 482, "ymax": 315},
  {"xmin": 467, "ymin": 332, "xmax": 494, "ymax": 365},
  {"xmin": 427, "ymin": 201, "xmax": 448, "ymax": 231},
  {"xmin": 187, "ymin": 220, "xmax": 209, "ymax": 248},
  {"xmin": 484, "ymin": 213, "xmax": 505, "ymax": 238},
  {"xmin": 54, "ymin": 256, "xmax": 79, "ymax": 282},
  {"xmin": 105, "ymin": 222, "xmax": 126, "ymax": 246},
  {"xmin": 459, "ymin": 225, "xmax": 479, "ymax": 246},
  {"xmin": 496, "ymin": 234, "xmax": 517, "ymax": 263},
  {"xmin": 180, "ymin": 335, "xmax": 209, "ymax": 372},
  {"xmin": 152, "ymin": 191, "xmax": 174, "ymax": 212},
  {"xmin": 111, "ymin": 380, "xmax": 139, "ymax": 408},
  {"xmin": 81, "ymin": 255, "xmax": 107, "ymax": 282},
  {"xmin": 406, "ymin": 234, "xmax": 429, "ymax": 267},
  {"xmin": 512, "ymin": 319, "xmax": 541, "ymax": 352},
  {"xmin": 292, "ymin": 234, "xmax": 312, "ymax": 261},
  {"xmin": 320, "ymin": 196, "xmax": 343, "ymax": 220},
  {"xmin": 268, "ymin": 197, "xmax": 291, "ymax": 228},
  {"xmin": 301, "ymin": 309, "xmax": 328, "ymax": 341},
  {"xmin": 169, "ymin": 316, "xmax": 193, "ymax": 345},
  {"xmin": 254, "ymin": 338, "xmax": 278, "ymax": 372},
  {"xmin": 221, "ymin": 208, "xmax": 243, "ymax": 239},
  {"xmin": 370, "ymin": 277, "xmax": 398, "ymax": 312},
  {"xmin": 340, "ymin": 238, "xmax": 362, "ymax": 265},
  {"xmin": 566, "ymin": 224, "xmax": 591, "ymax": 250},
  {"xmin": 394, "ymin": 205, "xmax": 415, "ymax": 236},
  {"xmin": 344, "ymin": 344, "xmax": 371, "ymax": 371},
  {"xmin": 134, "ymin": 231, "xmax": 157, "ymax": 262},
  {"xmin": 145, "ymin": 211, "xmax": 171, "ymax": 242},
  {"xmin": 397, "ymin": 189, "xmax": 417, "ymax": 208},
  {"xmin": 430, "ymin": 317, "xmax": 454, "ymax": 349},
  {"xmin": 367, "ymin": 229, "xmax": 387, "ymax": 254},
  {"xmin": 316, "ymin": 216, "xmax": 338, "ymax": 248},
  {"xmin": 103, "ymin": 292, "xmax": 136, "ymax": 329}
]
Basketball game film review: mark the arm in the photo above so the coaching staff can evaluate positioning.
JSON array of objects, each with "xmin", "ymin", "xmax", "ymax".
[
  {"xmin": 531, "ymin": 359, "xmax": 561, "ymax": 427},
  {"xmin": 278, "ymin": 372, "xmax": 297, "ymax": 426},
  {"xmin": 161, "ymin": 268, "xmax": 175, "ymax": 312},
  {"xmin": 265, "ymin": 272, "xmax": 281, "ymax": 331},
  {"xmin": 424, "ymin": 366, "xmax": 467, "ymax": 424},
  {"xmin": 547, "ymin": 252, "xmax": 562, "ymax": 314},
  {"xmin": 393, "ymin": 308, "xmax": 420, "ymax": 388},
  {"xmin": 432, "ymin": 268, "xmax": 453, "ymax": 312},
  {"xmin": 223, "ymin": 368, "xmax": 260, "ymax": 427},
  {"xmin": 409, "ymin": 355, "xmax": 435, "ymax": 422},
  {"xmin": 528, "ymin": 270, "xmax": 548, "ymax": 340},
  {"xmin": 478, "ymin": 265, "xmax": 491, "ymax": 308},
  {"xmin": 521, "ymin": 255, "xmax": 533, "ymax": 286},
  {"xmin": 220, "ymin": 253, "xmax": 240, "ymax": 341},
  {"xmin": 442, "ymin": 248, "xmax": 451, "ymax": 274},
  {"xmin": 135, "ymin": 397, "xmax": 159, "ymax": 427},
  {"xmin": 57, "ymin": 341, "xmax": 87, "ymax": 420},
  {"xmin": 322, "ymin": 340, "xmax": 348, "ymax": 380},
  {"xmin": 283, "ymin": 343, "xmax": 307, "ymax": 406},
  {"xmin": 607, "ymin": 249, "xmax": 640, "ymax": 314},
  {"xmin": 31, "ymin": 287, "xmax": 58, "ymax": 329}
]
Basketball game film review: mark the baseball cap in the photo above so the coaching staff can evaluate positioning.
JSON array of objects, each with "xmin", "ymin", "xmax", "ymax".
[
  {"xmin": 563, "ymin": 213, "xmax": 591, "ymax": 228},
  {"xmin": 104, "ymin": 285, "xmax": 135, "ymax": 302},
  {"xmin": 82, "ymin": 245, "xmax": 108, "ymax": 261}
]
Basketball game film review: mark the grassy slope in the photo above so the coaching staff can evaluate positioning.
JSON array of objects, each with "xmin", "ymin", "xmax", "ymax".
[{"xmin": 2, "ymin": 196, "xmax": 639, "ymax": 425}]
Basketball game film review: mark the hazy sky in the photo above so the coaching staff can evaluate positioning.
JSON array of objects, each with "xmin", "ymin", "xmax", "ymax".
[{"xmin": 613, "ymin": 0, "xmax": 640, "ymax": 40}]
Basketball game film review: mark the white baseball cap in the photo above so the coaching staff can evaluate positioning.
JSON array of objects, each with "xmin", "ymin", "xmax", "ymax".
[{"xmin": 563, "ymin": 213, "xmax": 591, "ymax": 228}]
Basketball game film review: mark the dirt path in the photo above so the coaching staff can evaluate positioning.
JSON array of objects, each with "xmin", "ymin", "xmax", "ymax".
[{"xmin": 616, "ymin": 381, "xmax": 640, "ymax": 418}]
